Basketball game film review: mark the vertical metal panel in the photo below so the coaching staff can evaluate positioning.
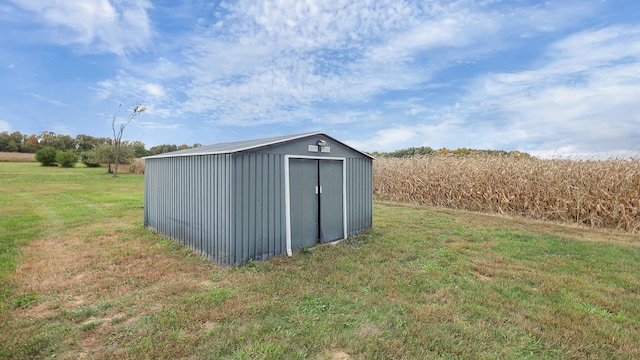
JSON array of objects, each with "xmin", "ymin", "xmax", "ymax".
[
  {"xmin": 346, "ymin": 157, "xmax": 373, "ymax": 236},
  {"xmin": 273, "ymin": 154, "xmax": 281, "ymax": 255},
  {"xmin": 199, "ymin": 155, "xmax": 205, "ymax": 256},
  {"xmin": 267, "ymin": 155, "xmax": 274, "ymax": 257},
  {"xmin": 320, "ymin": 160, "xmax": 344, "ymax": 242},
  {"xmin": 211, "ymin": 154, "xmax": 217, "ymax": 261},
  {"xmin": 269, "ymin": 153, "xmax": 283, "ymax": 257},
  {"xmin": 196, "ymin": 156, "xmax": 203, "ymax": 256},
  {"xmin": 180, "ymin": 157, "xmax": 186, "ymax": 247},
  {"xmin": 259, "ymin": 155, "xmax": 266, "ymax": 258},
  {"xmin": 193, "ymin": 156, "xmax": 198, "ymax": 252},
  {"xmin": 206, "ymin": 156, "xmax": 211, "ymax": 258},
  {"xmin": 272, "ymin": 154, "xmax": 282, "ymax": 261},
  {"xmin": 248, "ymin": 153, "xmax": 257, "ymax": 260},
  {"xmin": 185, "ymin": 156, "xmax": 192, "ymax": 250},
  {"xmin": 178, "ymin": 157, "xmax": 183, "ymax": 242},
  {"xmin": 225, "ymin": 154, "xmax": 237, "ymax": 265},
  {"xmin": 233, "ymin": 155, "xmax": 241, "ymax": 264},
  {"xmin": 201, "ymin": 156, "xmax": 207, "ymax": 257},
  {"xmin": 233, "ymin": 155, "xmax": 243, "ymax": 264},
  {"xmin": 219, "ymin": 155, "xmax": 224, "ymax": 262}
]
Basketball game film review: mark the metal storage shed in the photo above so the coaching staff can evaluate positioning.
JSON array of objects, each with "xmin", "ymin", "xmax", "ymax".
[{"xmin": 144, "ymin": 132, "xmax": 373, "ymax": 266}]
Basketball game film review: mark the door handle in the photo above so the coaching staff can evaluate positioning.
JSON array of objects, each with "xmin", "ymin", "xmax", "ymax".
[{"xmin": 315, "ymin": 186, "xmax": 322, "ymax": 194}]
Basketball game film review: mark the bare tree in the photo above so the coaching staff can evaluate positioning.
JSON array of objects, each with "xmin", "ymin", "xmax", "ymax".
[{"xmin": 112, "ymin": 103, "xmax": 146, "ymax": 177}]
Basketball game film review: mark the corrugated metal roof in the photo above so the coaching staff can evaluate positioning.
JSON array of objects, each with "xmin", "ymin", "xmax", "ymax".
[{"xmin": 144, "ymin": 131, "xmax": 374, "ymax": 159}]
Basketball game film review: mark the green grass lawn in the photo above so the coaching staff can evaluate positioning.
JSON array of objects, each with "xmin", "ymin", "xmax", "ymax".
[{"xmin": 1, "ymin": 162, "xmax": 639, "ymax": 359}]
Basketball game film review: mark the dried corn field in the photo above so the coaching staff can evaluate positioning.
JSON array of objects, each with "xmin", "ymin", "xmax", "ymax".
[{"xmin": 374, "ymin": 156, "xmax": 640, "ymax": 233}]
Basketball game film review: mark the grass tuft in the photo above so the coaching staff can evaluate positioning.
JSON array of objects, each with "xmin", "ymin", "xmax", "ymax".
[{"xmin": 13, "ymin": 293, "xmax": 38, "ymax": 308}]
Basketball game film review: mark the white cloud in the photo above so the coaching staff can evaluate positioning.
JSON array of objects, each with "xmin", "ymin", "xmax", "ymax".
[
  {"xmin": 9, "ymin": 0, "xmax": 153, "ymax": 55},
  {"xmin": 344, "ymin": 23, "xmax": 640, "ymax": 156},
  {"xmin": 366, "ymin": 8, "xmax": 498, "ymax": 64},
  {"xmin": 131, "ymin": 57, "xmax": 187, "ymax": 80},
  {"xmin": 155, "ymin": 0, "xmax": 491, "ymax": 124},
  {"xmin": 138, "ymin": 121, "xmax": 180, "ymax": 130},
  {"xmin": 0, "ymin": 120, "xmax": 10, "ymax": 132},
  {"xmin": 94, "ymin": 73, "xmax": 167, "ymax": 101},
  {"xmin": 28, "ymin": 92, "xmax": 66, "ymax": 107},
  {"xmin": 464, "ymin": 25, "xmax": 640, "ymax": 156},
  {"xmin": 347, "ymin": 117, "xmax": 469, "ymax": 152},
  {"xmin": 222, "ymin": 0, "xmax": 419, "ymax": 50},
  {"xmin": 142, "ymin": 83, "xmax": 165, "ymax": 98},
  {"xmin": 514, "ymin": 0, "xmax": 599, "ymax": 34}
]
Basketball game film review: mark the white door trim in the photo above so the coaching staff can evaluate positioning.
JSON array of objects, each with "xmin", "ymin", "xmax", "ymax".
[{"xmin": 285, "ymin": 155, "xmax": 347, "ymax": 256}]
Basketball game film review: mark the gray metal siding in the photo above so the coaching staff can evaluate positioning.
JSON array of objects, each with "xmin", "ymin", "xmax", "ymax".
[
  {"xmin": 232, "ymin": 153, "xmax": 286, "ymax": 264},
  {"xmin": 346, "ymin": 157, "xmax": 373, "ymax": 236},
  {"xmin": 144, "ymin": 154, "xmax": 234, "ymax": 265}
]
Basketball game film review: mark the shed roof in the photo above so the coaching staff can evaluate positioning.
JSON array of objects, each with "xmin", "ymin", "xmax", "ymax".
[{"xmin": 144, "ymin": 131, "xmax": 374, "ymax": 159}]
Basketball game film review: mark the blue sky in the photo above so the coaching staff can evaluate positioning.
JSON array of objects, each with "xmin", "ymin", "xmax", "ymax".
[{"xmin": 1, "ymin": 0, "xmax": 639, "ymax": 157}]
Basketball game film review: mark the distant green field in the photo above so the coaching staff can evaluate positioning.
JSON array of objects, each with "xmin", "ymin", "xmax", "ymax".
[{"xmin": 1, "ymin": 162, "xmax": 639, "ymax": 359}]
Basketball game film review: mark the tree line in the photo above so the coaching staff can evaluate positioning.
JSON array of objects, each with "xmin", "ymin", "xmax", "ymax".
[
  {"xmin": 0, "ymin": 131, "xmax": 201, "ymax": 156},
  {"xmin": 1, "ymin": 130, "xmax": 202, "ymax": 171},
  {"xmin": 370, "ymin": 146, "xmax": 531, "ymax": 158},
  {"xmin": 3, "ymin": 130, "xmax": 531, "ymax": 163}
]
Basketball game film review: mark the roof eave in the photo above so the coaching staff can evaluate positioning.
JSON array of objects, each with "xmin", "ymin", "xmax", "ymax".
[{"xmin": 143, "ymin": 131, "xmax": 374, "ymax": 159}]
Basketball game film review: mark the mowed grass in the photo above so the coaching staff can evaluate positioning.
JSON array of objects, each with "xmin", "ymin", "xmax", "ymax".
[{"xmin": 1, "ymin": 163, "xmax": 639, "ymax": 359}]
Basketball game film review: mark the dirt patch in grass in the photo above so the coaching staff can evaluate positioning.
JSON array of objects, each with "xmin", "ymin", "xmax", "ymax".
[
  {"xmin": 5, "ymin": 222, "xmax": 220, "ymax": 358},
  {"xmin": 14, "ymin": 224, "xmax": 209, "ymax": 296},
  {"xmin": 321, "ymin": 348, "xmax": 351, "ymax": 360}
]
